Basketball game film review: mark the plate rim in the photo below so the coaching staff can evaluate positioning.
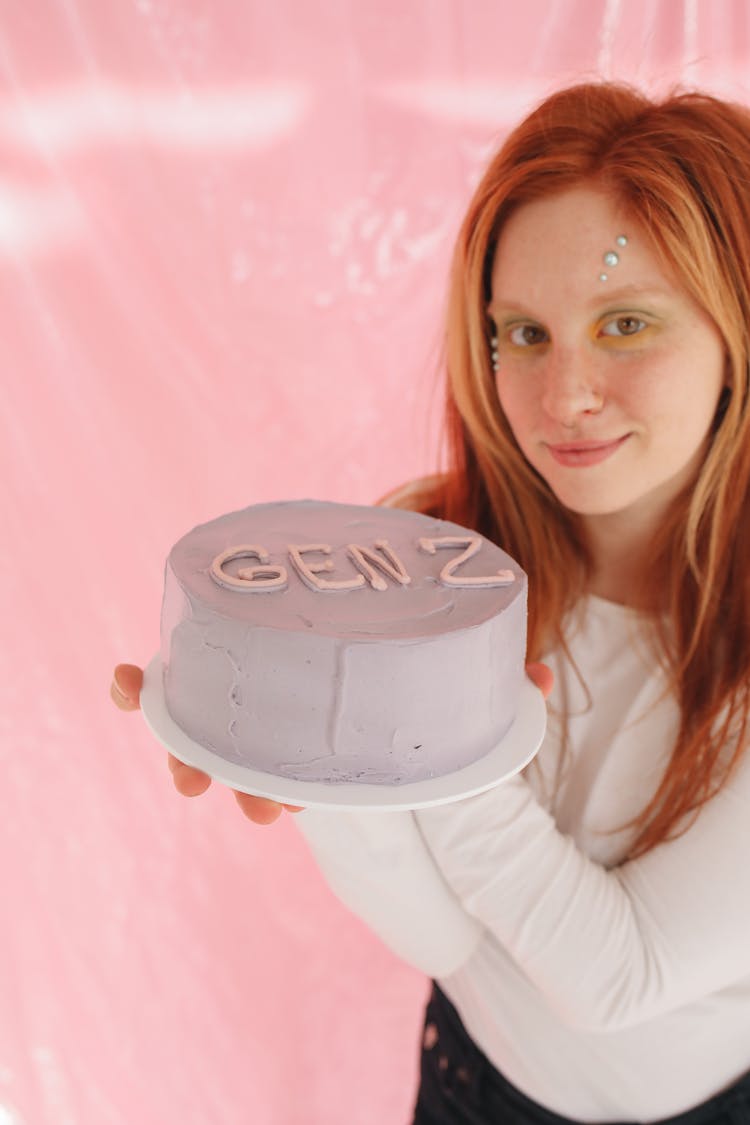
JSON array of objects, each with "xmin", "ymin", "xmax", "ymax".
[{"xmin": 140, "ymin": 654, "xmax": 547, "ymax": 812}]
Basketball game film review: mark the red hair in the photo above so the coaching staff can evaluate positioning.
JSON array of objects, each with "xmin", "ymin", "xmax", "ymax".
[{"xmin": 393, "ymin": 82, "xmax": 750, "ymax": 857}]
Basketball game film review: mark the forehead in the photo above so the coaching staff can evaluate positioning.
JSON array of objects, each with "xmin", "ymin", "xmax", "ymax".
[{"xmin": 489, "ymin": 186, "xmax": 674, "ymax": 306}]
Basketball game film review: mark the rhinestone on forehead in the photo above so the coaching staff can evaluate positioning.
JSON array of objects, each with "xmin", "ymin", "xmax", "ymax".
[{"xmin": 599, "ymin": 235, "xmax": 628, "ymax": 281}]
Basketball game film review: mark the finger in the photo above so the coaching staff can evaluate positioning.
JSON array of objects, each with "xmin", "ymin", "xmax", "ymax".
[
  {"xmin": 233, "ymin": 791, "xmax": 286, "ymax": 825},
  {"xmin": 526, "ymin": 661, "xmax": 554, "ymax": 699},
  {"xmin": 111, "ymin": 663, "xmax": 144, "ymax": 711},
  {"xmin": 168, "ymin": 754, "xmax": 212, "ymax": 796}
]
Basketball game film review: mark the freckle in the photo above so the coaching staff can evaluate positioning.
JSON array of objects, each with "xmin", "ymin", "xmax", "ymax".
[{"xmin": 423, "ymin": 1023, "xmax": 439, "ymax": 1049}]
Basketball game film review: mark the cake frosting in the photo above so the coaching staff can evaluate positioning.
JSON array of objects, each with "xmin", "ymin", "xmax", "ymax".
[{"xmin": 160, "ymin": 500, "xmax": 527, "ymax": 785}]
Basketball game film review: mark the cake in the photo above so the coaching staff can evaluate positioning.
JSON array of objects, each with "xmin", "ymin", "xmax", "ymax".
[{"xmin": 160, "ymin": 499, "xmax": 527, "ymax": 785}]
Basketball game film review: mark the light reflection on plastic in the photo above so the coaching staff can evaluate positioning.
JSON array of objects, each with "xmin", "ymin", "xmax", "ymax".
[{"xmin": 0, "ymin": 81, "xmax": 310, "ymax": 153}]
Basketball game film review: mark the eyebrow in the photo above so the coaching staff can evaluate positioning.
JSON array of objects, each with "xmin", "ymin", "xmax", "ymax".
[
  {"xmin": 488, "ymin": 285, "xmax": 674, "ymax": 317},
  {"xmin": 584, "ymin": 284, "xmax": 673, "ymax": 307}
]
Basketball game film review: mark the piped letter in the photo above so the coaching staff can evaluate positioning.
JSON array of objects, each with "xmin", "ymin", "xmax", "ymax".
[{"xmin": 418, "ymin": 536, "xmax": 515, "ymax": 588}]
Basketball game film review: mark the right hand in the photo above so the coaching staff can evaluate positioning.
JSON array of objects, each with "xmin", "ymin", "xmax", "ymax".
[{"xmin": 110, "ymin": 663, "xmax": 302, "ymax": 825}]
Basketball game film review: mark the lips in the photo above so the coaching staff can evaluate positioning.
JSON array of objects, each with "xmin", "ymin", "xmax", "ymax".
[{"xmin": 545, "ymin": 434, "xmax": 630, "ymax": 467}]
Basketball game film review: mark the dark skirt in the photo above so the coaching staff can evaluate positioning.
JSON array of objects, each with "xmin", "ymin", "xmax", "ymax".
[{"xmin": 412, "ymin": 984, "xmax": 750, "ymax": 1125}]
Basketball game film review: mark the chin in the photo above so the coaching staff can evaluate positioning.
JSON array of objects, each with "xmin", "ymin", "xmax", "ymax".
[{"xmin": 546, "ymin": 484, "xmax": 640, "ymax": 519}]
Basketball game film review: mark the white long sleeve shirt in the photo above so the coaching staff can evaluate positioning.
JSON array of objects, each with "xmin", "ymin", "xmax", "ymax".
[{"xmin": 295, "ymin": 595, "xmax": 750, "ymax": 1122}]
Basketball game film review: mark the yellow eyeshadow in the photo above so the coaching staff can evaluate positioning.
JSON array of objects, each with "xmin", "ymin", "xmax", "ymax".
[
  {"xmin": 597, "ymin": 332, "xmax": 648, "ymax": 349},
  {"xmin": 500, "ymin": 320, "xmax": 546, "ymax": 342},
  {"xmin": 594, "ymin": 310, "xmax": 661, "ymax": 342}
]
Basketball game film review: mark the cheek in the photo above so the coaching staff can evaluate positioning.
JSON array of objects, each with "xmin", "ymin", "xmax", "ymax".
[
  {"xmin": 627, "ymin": 351, "xmax": 724, "ymax": 438},
  {"xmin": 496, "ymin": 379, "xmax": 545, "ymax": 469},
  {"xmin": 496, "ymin": 376, "xmax": 534, "ymax": 445}
]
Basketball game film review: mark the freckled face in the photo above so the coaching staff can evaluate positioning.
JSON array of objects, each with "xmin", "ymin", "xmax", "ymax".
[{"xmin": 489, "ymin": 187, "xmax": 726, "ymax": 527}]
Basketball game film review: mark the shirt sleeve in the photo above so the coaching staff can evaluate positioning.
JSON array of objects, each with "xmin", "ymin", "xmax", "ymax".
[
  {"xmin": 415, "ymin": 761, "xmax": 750, "ymax": 1031},
  {"xmin": 294, "ymin": 807, "xmax": 482, "ymax": 977}
]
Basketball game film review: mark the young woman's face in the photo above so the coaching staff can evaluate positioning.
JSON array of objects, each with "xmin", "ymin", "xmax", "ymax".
[{"xmin": 489, "ymin": 186, "xmax": 726, "ymax": 533}]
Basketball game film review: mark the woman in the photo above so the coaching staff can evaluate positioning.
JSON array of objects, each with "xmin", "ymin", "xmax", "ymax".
[{"xmin": 113, "ymin": 82, "xmax": 750, "ymax": 1122}]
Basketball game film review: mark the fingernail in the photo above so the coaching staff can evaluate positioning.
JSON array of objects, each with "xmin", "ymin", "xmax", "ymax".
[{"xmin": 111, "ymin": 677, "xmax": 127, "ymax": 701}]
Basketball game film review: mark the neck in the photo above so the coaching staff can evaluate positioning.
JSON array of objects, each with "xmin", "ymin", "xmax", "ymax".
[{"xmin": 582, "ymin": 507, "xmax": 660, "ymax": 606}]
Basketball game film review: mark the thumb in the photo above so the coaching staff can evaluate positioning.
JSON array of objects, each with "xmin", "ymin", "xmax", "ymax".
[{"xmin": 111, "ymin": 663, "xmax": 144, "ymax": 711}]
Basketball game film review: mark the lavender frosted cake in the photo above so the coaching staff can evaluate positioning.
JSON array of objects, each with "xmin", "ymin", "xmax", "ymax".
[{"xmin": 160, "ymin": 500, "xmax": 527, "ymax": 785}]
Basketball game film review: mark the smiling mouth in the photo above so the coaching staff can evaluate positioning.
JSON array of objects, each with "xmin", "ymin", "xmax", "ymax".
[{"xmin": 545, "ymin": 434, "xmax": 630, "ymax": 467}]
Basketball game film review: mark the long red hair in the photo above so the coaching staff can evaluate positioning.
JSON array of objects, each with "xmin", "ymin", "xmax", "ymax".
[{"xmin": 393, "ymin": 82, "xmax": 750, "ymax": 857}]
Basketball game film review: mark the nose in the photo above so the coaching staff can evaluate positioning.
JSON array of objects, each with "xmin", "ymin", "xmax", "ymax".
[{"xmin": 540, "ymin": 348, "xmax": 603, "ymax": 425}]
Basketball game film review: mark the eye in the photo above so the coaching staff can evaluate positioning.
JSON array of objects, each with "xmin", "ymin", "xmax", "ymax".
[
  {"xmin": 508, "ymin": 323, "xmax": 548, "ymax": 347},
  {"xmin": 600, "ymin": 315, "xmax": 647, "ymax": 338}
]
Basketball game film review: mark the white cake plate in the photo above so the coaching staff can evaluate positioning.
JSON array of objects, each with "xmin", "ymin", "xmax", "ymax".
[{"xmin": 140, "ymin": 654, "xmax": 547, "ymax": 812}]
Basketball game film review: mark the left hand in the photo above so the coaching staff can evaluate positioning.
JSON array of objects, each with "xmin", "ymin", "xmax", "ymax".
[
  {"xmin": 112, "ymin": 661, "xmax": 553, "ymax": 824},
  {"xmin": 526, "ymin": 661, "xmax": 553, "ymax": 698}
]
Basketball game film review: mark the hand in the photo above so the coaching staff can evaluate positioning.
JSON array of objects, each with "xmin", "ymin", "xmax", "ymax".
[
  {"xmin": 111, "ymin": 658, "xmax": 553, "ymax": 825},
  {"xmin": 110, "ymin": 663, "xmax": 302, "ymax": 825},
  {"xmin": 526, "ymin": 661, "xmax": 553, "ymax": 699}
]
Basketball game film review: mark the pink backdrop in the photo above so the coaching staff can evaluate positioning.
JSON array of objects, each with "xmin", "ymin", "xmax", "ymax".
[{"xmin": 3, "ymin": 4, "xmax": 749, "ymax": 1123}]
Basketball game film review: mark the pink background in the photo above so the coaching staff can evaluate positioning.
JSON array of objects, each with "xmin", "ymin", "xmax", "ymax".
[{"xmin": 2, "ymin": 4, "xmax": 749, "ymax": 1123}]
